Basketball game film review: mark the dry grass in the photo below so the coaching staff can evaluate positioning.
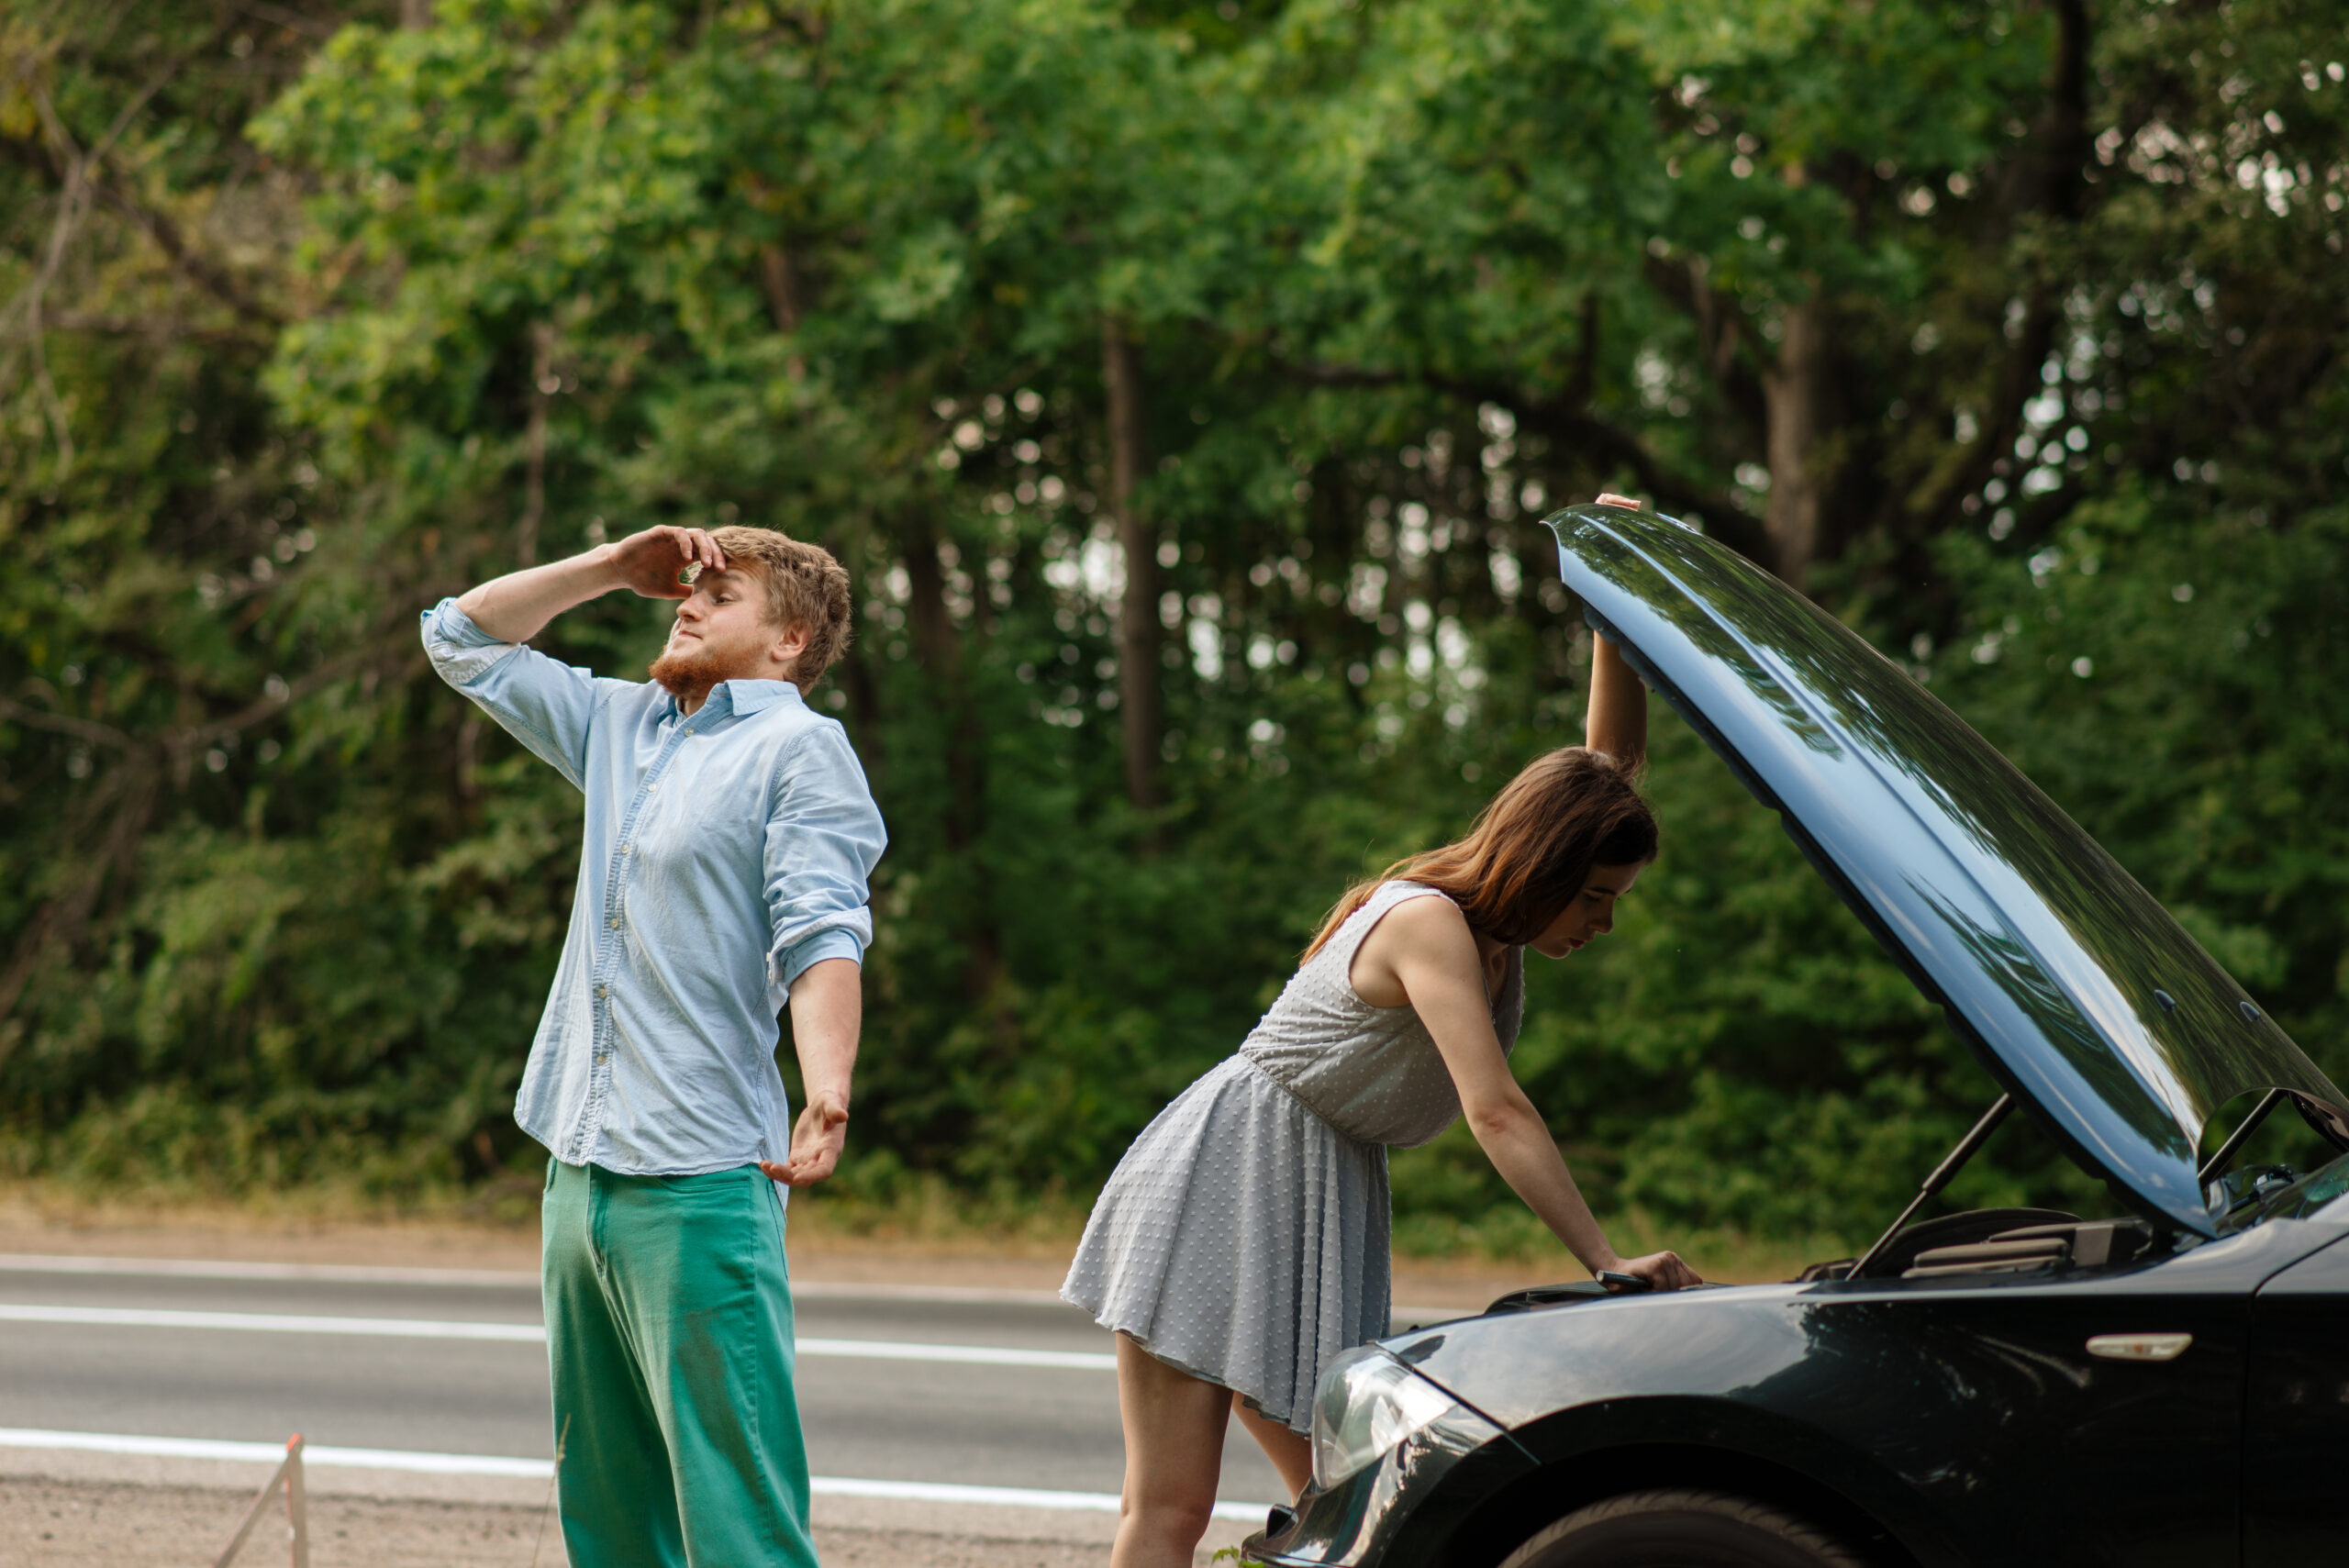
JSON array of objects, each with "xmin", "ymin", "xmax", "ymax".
[{"xmin": 0, "ymin": 1176, "xmax": 1833, "ymax": 1288}]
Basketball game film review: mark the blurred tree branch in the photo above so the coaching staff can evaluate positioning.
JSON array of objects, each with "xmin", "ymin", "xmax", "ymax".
[{"xmin": 1264, "ymin": 348, "xmax": 1769, "ymax": 566}]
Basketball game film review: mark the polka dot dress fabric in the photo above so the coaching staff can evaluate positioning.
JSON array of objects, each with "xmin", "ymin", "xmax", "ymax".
[{"xmin": 1063, "ymin": 881, "xmax": 1525, "ymax": 1432}]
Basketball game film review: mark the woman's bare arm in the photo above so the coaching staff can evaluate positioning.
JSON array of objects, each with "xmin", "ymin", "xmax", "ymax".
[
  {"xmin": 1359, "ymin": 898, "xmax": 1698, "ymax": 1289},
  {"xmin": 1585, "ymin": 635, "xmax": 1647, "ymax": 771},
  {"xmin": 1582, "ymin": 495, "xmax": 1649, "ymax": 770}
]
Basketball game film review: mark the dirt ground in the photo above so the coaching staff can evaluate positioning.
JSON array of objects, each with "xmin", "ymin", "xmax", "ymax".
[{"xmin": 0, "ymin": 1476, "xmax": 1189, "ymax": 1568}]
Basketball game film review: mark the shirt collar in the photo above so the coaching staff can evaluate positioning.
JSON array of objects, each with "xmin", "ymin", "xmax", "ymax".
[
  {"xmin": 718, "ymin": 679, "xmax": 803, "ymax": 715},
  {"xmin": 661, "ymin": 679, "xmax": 804, "ymax": 725}
]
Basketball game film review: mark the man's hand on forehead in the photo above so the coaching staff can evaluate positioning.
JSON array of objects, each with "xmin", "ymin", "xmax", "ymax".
[{"xmin": 610, "ymin": 525, "xmax": 729, "ymax": 600}]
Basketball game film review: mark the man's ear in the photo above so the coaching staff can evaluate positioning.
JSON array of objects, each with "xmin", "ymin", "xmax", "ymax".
[{"xmin": 767, "ymin": 622, "xmax": 811, "ymax": 674}]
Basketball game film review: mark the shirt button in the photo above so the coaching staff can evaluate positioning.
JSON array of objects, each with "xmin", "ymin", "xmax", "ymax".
[
  {"xmin": 607, "ymin": 917, "xmax": 620, "ymax": 929},
  {"xmin": 619, "ymin": 844, "xmax": 631, "ymax": 854},
  {"xmin": 596, "ymin": 985, "xmax": 609, "ymax": 998},
  {"xmin": 682, "ymin": 728, "xmax": 694, "ymax": 737},
  {"xmin": 595, "ymin": 1052, "xmax": 609, "ymax": 1065}
]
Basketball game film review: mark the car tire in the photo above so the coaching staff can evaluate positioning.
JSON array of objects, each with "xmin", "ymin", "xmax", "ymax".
[{"xmin": 1497, "ymin": 1487, "xmax": 1865, "ymax": 1568}]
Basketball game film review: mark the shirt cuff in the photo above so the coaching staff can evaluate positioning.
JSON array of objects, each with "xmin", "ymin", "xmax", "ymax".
[
  {"xmin": 420, "ymin": 598, "xmax": 523, "ymax": 690},
  {"xmin": 776, "ymin": 928, "xmax": 864, "ymax": 990},
  {"xmin": 422, "ymin": 597, "xmax": 506, "ymax": 649}
]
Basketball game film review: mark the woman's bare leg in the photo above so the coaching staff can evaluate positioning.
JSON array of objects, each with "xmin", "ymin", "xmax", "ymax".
[
  {"xmin": 1230, "ymin": 1394, "xmax": 1313, "ymax": 1499},
  {"xmin": 1111, "ymin": 1332, "xmax": 1235, "ymax": 1568}
]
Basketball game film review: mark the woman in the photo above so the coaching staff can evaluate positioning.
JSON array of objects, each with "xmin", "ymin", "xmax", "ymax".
[{"xmin": 1062, "ymin": 499, "xmax": 1700, "ymax": 1568}]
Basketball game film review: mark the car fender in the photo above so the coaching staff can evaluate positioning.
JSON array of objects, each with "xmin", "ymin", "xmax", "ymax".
[{"xmin": 1479, "ymin": 1399, "xmax": 1951, "ymax": 1568}]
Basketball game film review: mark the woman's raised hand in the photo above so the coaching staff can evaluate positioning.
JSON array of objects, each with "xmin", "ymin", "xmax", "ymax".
[{"xmin": 1611, "ymin": 1249, "xmax": 1704, "ymax": 1292}]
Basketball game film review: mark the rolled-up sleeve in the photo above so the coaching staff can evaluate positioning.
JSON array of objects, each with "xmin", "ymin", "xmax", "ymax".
[
  {"xmin": 419, "ymin": 598, "xmax": 602, "ymax": 791},
  {"xmin": 764, "ymin": 724, "xmax": 887, "ymax": 990}
]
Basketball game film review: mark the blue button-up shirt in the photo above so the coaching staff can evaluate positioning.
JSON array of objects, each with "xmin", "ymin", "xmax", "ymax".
[{"xmin": 421, "ymin": 599, "xmax": 886, "ymax": 1176}]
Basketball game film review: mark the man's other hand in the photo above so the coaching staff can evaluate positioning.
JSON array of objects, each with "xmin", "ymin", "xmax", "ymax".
[
  {"xmin": 611, "ymin": 525, "xmax": 728, "ymax": 600},
  {"xmin": 760, "ymin": 1092, "xmax": 850, "ymax": 1187}
]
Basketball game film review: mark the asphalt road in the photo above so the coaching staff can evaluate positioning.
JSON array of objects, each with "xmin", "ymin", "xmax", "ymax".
[{"xmin": 0, "ymin": 1256, "xmax": 1292, "ymax": 1507}]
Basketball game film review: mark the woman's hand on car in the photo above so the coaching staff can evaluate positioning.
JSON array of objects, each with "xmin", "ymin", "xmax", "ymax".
[{"xmin": 1612, "ymin": 1250, "xmax": 1704, "ymax": 1291}]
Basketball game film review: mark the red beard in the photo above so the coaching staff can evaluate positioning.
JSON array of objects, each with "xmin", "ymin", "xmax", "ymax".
[{"xmin": 648, "ymin": 649, "xmax": 725, "ymax": 706}]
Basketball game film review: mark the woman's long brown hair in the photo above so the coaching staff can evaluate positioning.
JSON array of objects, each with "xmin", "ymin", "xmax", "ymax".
[{"xmin": 1303, "ymin": 747, "xmax": 1658, "ymax": 958}]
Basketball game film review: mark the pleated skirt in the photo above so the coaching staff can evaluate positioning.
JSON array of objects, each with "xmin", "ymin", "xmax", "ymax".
[{"xmin": 1060, "ymin": 1053, "xmax": 1390, "ymax": 1433}]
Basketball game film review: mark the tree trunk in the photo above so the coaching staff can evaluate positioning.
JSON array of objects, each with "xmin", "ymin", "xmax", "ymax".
[
  {"xmin": 896, "ymin": 509, "xmax": 997, "ymax": 1001},
  {"xmin": 1760, "ymin": 295, "xmax": 1825, "ymax": 587},
  {"xmin": 1101, "ymin": 316, "xmax": 1160, "ymax": 822},
  {"xmin": 758, "ymin": 242, "xmax": 807, "ymax": 381},
  {"xmin": 0, "ymin": 762, "xmax": 158, "ymax": 1045},
  {"xmin": 518, "ymin": 321, "xmax": 551, "ymax": 569},
  {"xmin": 400, "ymin": 0, "xmax": 433, "ymax": 28},
  {"xmin": 759, "ymin": 243, "xmax": 805, "ymax": 330}
]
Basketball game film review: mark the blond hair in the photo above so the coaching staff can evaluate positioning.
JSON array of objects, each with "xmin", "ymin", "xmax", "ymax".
[{"xmin": 710, "ymin": 526, "xmax": 852, "ymax": 693}]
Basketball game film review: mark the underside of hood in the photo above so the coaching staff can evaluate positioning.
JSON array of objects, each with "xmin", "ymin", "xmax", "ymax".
[{"xmin": 1545, "ymin": 502, "xmax": 2349, "ymax": 1236}]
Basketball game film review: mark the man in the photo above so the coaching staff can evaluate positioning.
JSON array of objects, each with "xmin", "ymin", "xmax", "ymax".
[{"xmin": 421, "ymin": 522, "xmax": 885, "ymax": 1567}]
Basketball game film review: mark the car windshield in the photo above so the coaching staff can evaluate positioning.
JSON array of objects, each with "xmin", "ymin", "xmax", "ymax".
[{"xmin": 2218, "ymin": 1149, "xmax": 2349, "ymax": 1232}]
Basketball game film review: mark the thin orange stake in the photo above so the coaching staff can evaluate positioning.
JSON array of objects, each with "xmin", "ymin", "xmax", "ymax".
[{"xmin": 210, "ymin": 1433, "xmax": 308, "ymax": 1568}]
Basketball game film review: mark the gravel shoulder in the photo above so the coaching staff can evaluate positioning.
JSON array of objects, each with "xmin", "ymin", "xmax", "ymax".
[{"xmin": 0, "ymin": 1475, "xmax": 1194, "ymax": 1568}]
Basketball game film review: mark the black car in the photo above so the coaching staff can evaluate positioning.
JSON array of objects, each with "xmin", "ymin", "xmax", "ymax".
[{"xmin": 1243, "ymin": 501, "xmax": 2349, "ymax": 1568}]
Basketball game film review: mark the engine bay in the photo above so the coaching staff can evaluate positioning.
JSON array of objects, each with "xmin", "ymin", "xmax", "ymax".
[
  {"xmin": 1794, "ymin": 1207, "xmax": 2164, "ymax": 1282},
  {"xmin": 1475, "ymin": 1207, "xmax": 2169, "ymax": 1317}
]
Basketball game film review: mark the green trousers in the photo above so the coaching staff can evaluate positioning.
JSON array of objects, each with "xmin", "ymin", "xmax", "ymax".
[{"xmin": 541, "ymin": 1159, "xmax": 817, "ymax": 1568}]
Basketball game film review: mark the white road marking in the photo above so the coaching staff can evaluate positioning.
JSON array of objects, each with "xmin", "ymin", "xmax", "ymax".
[
  {"xmin": 0, "ymin": 1428, "xmax": 1271, "ymax": 1521},
  {"xmin": 0, "ymin": 1303, "xmax": 543, "ymax": 1343},
  {"xmin": 0, "ymin": 1253, "xmax": 539, "ymax": 1289},
  {"xmin": 796, "ymin": 1337, "xmax": 1113, "ymax": 1371},
  {"xmin": 808, "ymin": 1474, "xmax": 1272, "ymax": 1520},
  {"xmin": 797, "ymin": 1282, "xmax": 1073, "ymax": 1308},
  {"xmin": 0, "ymin": 1254, "xmax": 1073, "ymax": 1307},
  {"xmin": 0, "ymin": 1302, "xmax": 1118, "ymax": 1369},
  {"xmin": 0, "ymin": 1427, "xmax": 551, "ymax": 1476}
]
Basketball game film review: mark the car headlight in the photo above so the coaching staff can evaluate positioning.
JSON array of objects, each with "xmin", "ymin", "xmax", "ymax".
[{"xmin": 1309, "ymin": 1344, "xmax": 1505, "ymax": 1489}]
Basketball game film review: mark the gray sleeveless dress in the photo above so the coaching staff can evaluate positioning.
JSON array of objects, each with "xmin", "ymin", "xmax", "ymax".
[{"xmin": 1061, "ymin": 881, "xmax": 1525, "ymax": 1432}]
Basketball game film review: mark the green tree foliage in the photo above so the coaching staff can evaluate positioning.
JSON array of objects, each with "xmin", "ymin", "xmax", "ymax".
[{"xmin": 4, "ymin": 0, "xmax": 2344, "ymax": 1250}]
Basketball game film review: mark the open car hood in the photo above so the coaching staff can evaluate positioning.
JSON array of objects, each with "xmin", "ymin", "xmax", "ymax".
[{"xmin": 1546, "ymin": 502, "xmax": 2349, "ymax": 1237}]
